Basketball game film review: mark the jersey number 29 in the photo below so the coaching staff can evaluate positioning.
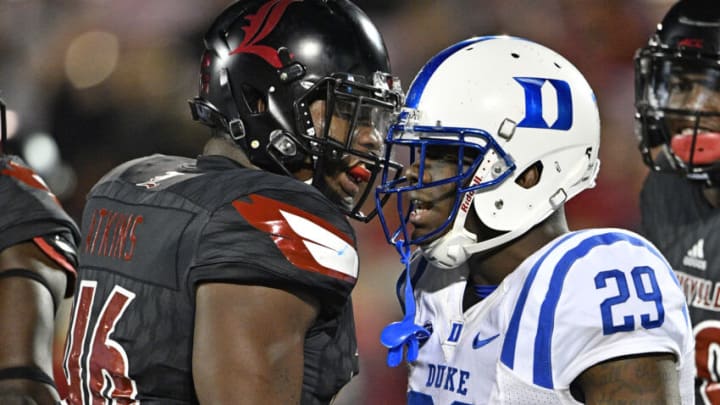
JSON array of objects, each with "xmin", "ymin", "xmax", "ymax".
[{"xmin": 595, "ymin": 266, "xmax": 665, "ymax": 335}]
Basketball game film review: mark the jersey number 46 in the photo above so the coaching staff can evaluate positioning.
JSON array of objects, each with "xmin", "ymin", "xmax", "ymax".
[{"xmin": 61, "ymin": 280, "xmax": 138, "ymax": 404}]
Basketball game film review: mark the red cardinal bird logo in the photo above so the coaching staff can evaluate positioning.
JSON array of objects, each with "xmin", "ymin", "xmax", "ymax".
[{"xmin": 229, "ymin": 0, "xmax": 301, "ymax": 68}]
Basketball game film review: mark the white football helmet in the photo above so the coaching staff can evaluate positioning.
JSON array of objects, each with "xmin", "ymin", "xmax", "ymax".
[{"xmin": 376, "ymin": 36, "xmax": 601, "ymax": 269}]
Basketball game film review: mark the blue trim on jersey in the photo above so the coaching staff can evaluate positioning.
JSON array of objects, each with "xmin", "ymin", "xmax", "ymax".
[
  {"xmin": 501, "ymin": 230, "xmax": 678, "ymax": 389},
  {"xmin": 636, "ymin": 242, "xmax": 691, "ymax": 326},
  {"xmin": 531, "ymin": 231, "xmax": 671, "ymax": 388},
  {"xmin": 646, "ymin": 245, "xmax": 681, "ymax": 286},
  {"xmin": 405, "ymin": 37, "xmax": 494, "ymax": 108},
  {"xmin": 635, "ymin": 236, "xmax": 691, "ymax": 326},
  {"xmin": 500, "ymin": 231, "xmax": 582, "ymax": 368}
]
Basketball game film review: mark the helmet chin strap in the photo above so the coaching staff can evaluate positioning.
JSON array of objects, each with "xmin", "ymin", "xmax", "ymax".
[
  {"xmin": 462, "ymin": 220, "xmax": 543, "ymax": 257},
  {"xmin": 420, "ymin": 230, "xmax": 475, "ymax": 270},
  {"xmin": 419, "ymin": 185, "xmax": 563, "ymax": 270},
  {"xmin": 419, "ymin": 212, "xmax": 544, "ymax": 269}
]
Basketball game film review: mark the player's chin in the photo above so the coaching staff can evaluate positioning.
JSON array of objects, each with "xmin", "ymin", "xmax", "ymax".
[
  {"xmin": 411, "ymin": 214, "xmax": 453, "ymax": 245},
  {"xmin": 324, "ymin": 185, "xmax": 356, "ymax": 210},
  {"xmin": 411, "ymin": 225, "xmax": 442, "ymax": 245}
]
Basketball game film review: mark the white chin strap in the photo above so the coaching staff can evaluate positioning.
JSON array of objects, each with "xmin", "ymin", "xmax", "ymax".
[
  {"xmin": 419, "ymin": 203, "xmax": 556, "ymax": 270},
  {"xmin": 420, "ymin": 230, "xmax": 475, "ymax": 270}
]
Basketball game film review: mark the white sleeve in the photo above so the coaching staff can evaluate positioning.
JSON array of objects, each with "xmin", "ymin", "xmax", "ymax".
[{"xmin": 506, "ymin": 229, "xmax": 693, "ymax": 390}]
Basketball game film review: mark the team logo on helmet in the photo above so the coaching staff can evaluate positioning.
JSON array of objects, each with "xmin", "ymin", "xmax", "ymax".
[
  {"xmin": 515, "ymin": 77, "xmax": 574, "ymax": 131},
  {"xmin": 677, "ymin": 38, "xmax": 704, "ymax": 48},
  {"xmin": 229, "ymin": 0, "xmax": 302, "ymax": 68}
]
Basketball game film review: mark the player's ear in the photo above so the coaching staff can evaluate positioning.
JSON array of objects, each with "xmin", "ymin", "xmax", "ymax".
[{"xmin": 516, "ymin": 162, "xmax": 542, "ymax": 189}]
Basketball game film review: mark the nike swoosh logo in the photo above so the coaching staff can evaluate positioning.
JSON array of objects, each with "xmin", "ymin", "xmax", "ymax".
[{"xmin": 472, "ymin": 333, "xmax": 500, "ymax": 349}]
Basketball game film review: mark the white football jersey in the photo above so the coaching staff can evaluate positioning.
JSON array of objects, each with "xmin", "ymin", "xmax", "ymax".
[{"xmin": 401, "ymin": 228, "xmax": 694, "ymax": 404}]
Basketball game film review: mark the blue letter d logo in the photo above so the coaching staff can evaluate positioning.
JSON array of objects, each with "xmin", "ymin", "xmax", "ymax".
[{"xmin": 514, "ymin": 77, "xmax": 573, "ymax": 130}]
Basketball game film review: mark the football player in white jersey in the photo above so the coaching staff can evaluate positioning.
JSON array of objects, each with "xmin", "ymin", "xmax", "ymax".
[{"xmin": 375, "ymin": 36, "xmax": 695, "ymax": 404}]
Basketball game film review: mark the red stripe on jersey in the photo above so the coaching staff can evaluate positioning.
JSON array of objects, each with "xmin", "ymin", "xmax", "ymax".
[
  {"xmin": 232, "ymin": 194, "xmax": 356, "ymax": 283},
  {"xmin": 33, "ymin": 236, "xmax": 77, "ymax": 276}
]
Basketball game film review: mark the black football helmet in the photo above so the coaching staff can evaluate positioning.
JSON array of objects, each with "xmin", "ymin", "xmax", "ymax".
[
  {"xmin": 635, "ymin": 0, "xmax": 720, "ymax": 184},
  {"xmin": 189, "ymin": 0, "xmax": 403, "ymax": 221}
]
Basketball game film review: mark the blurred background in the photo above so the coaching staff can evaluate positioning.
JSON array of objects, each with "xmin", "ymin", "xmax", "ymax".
[{"xmin": 0, "ymin": 0, "xmax": 675, "ymax": 403}]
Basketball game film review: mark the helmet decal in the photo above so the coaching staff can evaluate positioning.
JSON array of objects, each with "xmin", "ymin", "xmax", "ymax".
[
  {"xmin": 199, "ymin": 51, "xmax": 212, "ymax": 95},
  {"xmin": 229, "ymin": 0, "xmax": 302, "ymax": 68},
  {"xmin": 515, "ymin": 77, "xmax": 574, "ymax": 130},
  {"xmin": 405, "ymin": 37, "xmax": 494, "ymax": 109},
  {"xmin": 678, "ymin": 38, "xmax": 704, "ymax": 48}
]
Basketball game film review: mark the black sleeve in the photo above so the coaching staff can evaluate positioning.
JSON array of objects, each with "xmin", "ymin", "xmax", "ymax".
[
  {"xmin": 0, "ymin": 156, "xmax": 80, "ymax": 295},
  {"xmin": 189, "ymin": 190, "xmax": 358, "ymax": 315}
]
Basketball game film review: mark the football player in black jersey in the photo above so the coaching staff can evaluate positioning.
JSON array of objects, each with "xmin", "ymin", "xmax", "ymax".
[
  {"xmin": 60, "ymin": 1, "xmax": 402, "ymax": 404},
  {"xmin": 0, "ymin": 98, "xmax": 80, "ymax": 404},
  {"xmin": 635, "ymin": 1, "xmax": 720, "ymax": 403}
]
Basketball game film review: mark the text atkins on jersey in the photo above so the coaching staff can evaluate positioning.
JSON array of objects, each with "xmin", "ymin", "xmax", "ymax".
[{"xmin": 84, "ymin": 207, "xmax": 143, "ymax": 261}]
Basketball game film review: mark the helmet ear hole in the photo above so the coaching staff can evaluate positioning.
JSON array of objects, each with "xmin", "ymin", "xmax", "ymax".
[
  {"xmin": 240, "ymin": 84, "xmax": 266, "ymax": 114},
  {"xmin": 515, "ymin": 161, "xmax": 543, "ymax": 189}
]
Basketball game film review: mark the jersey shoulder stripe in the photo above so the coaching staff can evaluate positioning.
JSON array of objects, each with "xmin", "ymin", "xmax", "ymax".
[
  {"xmin": 233, "ymin": 193, "xmax": 358, "ymax": 282},
  {"xmin": 501, "ymin": 228, "xmax": 684, "ymax": 389},
  {"xmin": 500, "ymin": 230, "xmax": 583, "ymax": 370}
]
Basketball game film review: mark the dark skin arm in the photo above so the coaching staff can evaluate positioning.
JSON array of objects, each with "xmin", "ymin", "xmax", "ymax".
[
  {"xmin": 193, "ymin": 282, "xmax": 320, "ymax": 404},
  {"xmin": 574, "ymin": 353, "xmax": 680, "ymax": 404},
  {"xmin": 0, "ymin": 241, "xmax": 68, "ymax": 405}
]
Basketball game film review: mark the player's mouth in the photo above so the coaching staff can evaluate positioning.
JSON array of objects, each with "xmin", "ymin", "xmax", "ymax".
[
  {"xmin": 338, "ymin": 164, "xmax": 371, "ymax": 202},
  {"xmin": 409, "ymin": 197, "xmax": 435, "ymax": 225},
  {"xmin": 670, "ymin": 127, "xmax": 720, "ymax": 165},
  {"xmin": 408, "ymin": 195, "xmax": 449, "ymax": 242}
]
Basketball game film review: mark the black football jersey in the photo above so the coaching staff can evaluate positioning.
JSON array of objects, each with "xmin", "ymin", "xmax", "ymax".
[
  {"xmin": 640, "ymin": 170, "xmax": 720, "ymax": 404},
  {"xmin": 0, "ymin": 155, "xmax": 80, "ymax": 294},
  {"xmin": 62, "ymin": 154, "xmax": 360, "ymax": 404}
]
